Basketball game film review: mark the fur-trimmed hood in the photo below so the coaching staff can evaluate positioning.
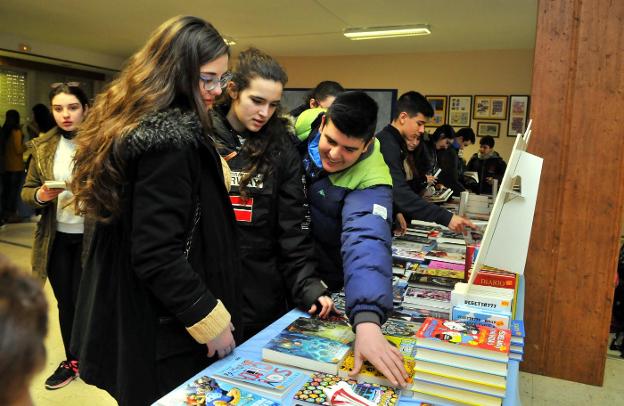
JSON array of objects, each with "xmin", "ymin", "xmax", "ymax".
[{"xmin": 124, "ymin": 108, "xmax": 207, "ymax": 158}]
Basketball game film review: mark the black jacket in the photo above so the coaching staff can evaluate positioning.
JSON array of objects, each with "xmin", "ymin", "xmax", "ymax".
[
  {"xmin": 437, "ymin": 146, "xmax": 466, "ymax": 196},
  {"xmin": 377, "ymin": 124, "xmax": 453, "ymax": 226},
  {"xmin": 466, "ymin": 151, "xmax": 507, "ymax": 195},
  {"xmin": 211, "ymin": 106, "xmax": 328, "ymax": 337},
  {"xmin": 71, "ymin": 109, "xmax": 242, "ymax": 405}
]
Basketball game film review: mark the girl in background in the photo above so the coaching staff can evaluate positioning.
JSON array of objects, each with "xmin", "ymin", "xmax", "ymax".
[
  {"xmin": 1, "ymin": 110, "xmax": 26, "ymax": 223},
  {"xmin": 21, "ymin": 83, "xmax": 91, "ymax": 390}
]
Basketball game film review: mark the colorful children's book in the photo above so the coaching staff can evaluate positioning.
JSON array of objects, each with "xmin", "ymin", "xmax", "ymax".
[
  {"xmin": 416, "ymin": 318, "xmax": 511, "ymax": 363},
  {"xmin": 451, "ymin": 306, "xmax": 511, "ymax": 329},
  {"xmin": 408, "ymin": 273, "xmax": 458, "ymax": 291},
  {"xmin": 339, "ymin": 349, "xmax": 416, "ymax": 387},
  {"xmin": 380, "ymin": 318, "xmax": 421, "ymax": 338},
  {"xmin": 213, "ymin": 357, "xmax": 303, "ymax": 400},
  {"xmin": 155, "ymin": 375, "xmax": 279, "ymax": 406},
  {"xmin": 509, "ymin": 320, "xmax": 525, "ymax": 346},
  {"xmin": 262, "ymin": 318, "xmax": 353, "ymax": 374},
  {"xmin": 293, "ymin": 372, "xmax": 399, "ymax": 406}
]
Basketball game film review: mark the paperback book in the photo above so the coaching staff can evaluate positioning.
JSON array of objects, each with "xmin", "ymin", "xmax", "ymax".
[
  {"xmin": 451, "ymin": 306, "xmax": 511, "ymax": 329},
  {"xmin": 416, "ymin": 318, "xmax": 511, "ymax": 363},
  {"xmin": 450, "ymin": 283, "xmax": 514, "ymax": 314},
  {"xmin": 339, "ymin": 350, "xmax": 415, "ymax": 387},
  {"xmin": 404, "ymin": 286, "xmax": 452, "ymax": 310},
  {"xmin": 213, "ymin": 357, "xmax": 303, "ymax": 400},
  {"xmin": 408, "ymin": 273, "xmax": 458, "ymax": 290},
  {"xmin": 293, "ymin": 372, "xmax": 399, "ymax": 406},
  {"xmin": 155, "ymin": 375, "xmax": 279, "ymax": 406},
  {"xmin": 424, "ymin": 250, "xmax": 466, "ymax": 265},
  {"xmin": 262, "ymin": 317, "xmax": 353, "ymax": 374}
]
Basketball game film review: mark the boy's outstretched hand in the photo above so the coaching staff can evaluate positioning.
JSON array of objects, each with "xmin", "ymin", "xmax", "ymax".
[{"xmin": 350, "ymin": 322, "xmax": 409, "ymax": 388}]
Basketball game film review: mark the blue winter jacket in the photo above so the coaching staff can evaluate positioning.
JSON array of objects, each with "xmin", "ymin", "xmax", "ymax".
[{"xmin": 303, "ymin": 130, "xmax": 394, "ymax": 326}]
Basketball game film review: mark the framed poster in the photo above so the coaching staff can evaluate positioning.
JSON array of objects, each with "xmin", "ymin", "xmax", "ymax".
[
  {"xmin": 507, "ymin": 95, "xmax": 530, "ymax": 136},
  {"xmin": 425, "ymin": 95, "xmax": 447, "ymax": 127},
  {"xmin": 448, "ymin": 95, "xmax": 472, "ymax": 127},
  {"xmin": 477, "ymin": 121, "xmax": 500, "ymax": 138},
  {"xmin": 473, "ymin": 95, "xmax": 508, "ymax": 120}
]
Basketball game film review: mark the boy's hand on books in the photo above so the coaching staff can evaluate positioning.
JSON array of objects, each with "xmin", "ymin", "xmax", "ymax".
[
  {"xmin": 393, "ymin": 213, "xmax": 407, "ymax": 236},
  {"xmin": 307, "ymin": 296, "xmax": 337, "ymax": 318},
  {"xmin": 447, "ymin": 214, "xmax": 477, "ymax": 233},
  {"xmin": 206, "ymin": 322, "xmax": 236, "ymax": 359},
  {"xmin": 352, "ymin": 322, "xmax": 409, "ymax": 388}
]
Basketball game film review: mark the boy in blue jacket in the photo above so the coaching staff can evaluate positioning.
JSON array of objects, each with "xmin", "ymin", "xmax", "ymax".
[{"xmin": 302, "ymin": 91, "xmax": 409, "ymax": 387}]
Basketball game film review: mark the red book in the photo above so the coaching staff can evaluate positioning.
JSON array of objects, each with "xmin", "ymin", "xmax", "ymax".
[
  {"xmin": 416, "ymin": 318, "xmax": 511, "ymax": 362},
  {"xmin": 468, "ymin": 268, "xmax": 517, "ymax": 290}
]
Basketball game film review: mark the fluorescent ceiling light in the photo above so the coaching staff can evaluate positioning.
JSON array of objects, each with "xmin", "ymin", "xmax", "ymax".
[{"xmin": 344, "ymin": 24, "xmax": 431, "ymax": 40}]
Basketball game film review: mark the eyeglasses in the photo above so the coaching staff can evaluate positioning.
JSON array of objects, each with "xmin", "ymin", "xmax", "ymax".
[
  {"xmin": 200, "ymin": 72, "xmax": 232, "ymax": 92},
  {"xmin": 50, "ymin": 82, "xmax": 81, "ymax": 89}
]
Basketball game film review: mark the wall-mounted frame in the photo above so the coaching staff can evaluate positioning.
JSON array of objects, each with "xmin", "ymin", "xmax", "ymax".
[
  {"xmin": 477, "ymin": 121, "xmax": 500, "ymax": 138},
  {"xmin": 282, "ymin": 88, "xmax": 398, "ymax": 133},
  {"xmin": 507, "ymin": 95, "xmax": 530, "ymax": 136},
  {"xmin": 448, "ymin": 95, "xmax": 472, "ymax": 127},
  {"xmin": 473, "ymin": 95, "xmax": 508, "ymax": 120},
  {"xmin": 425, "ymin": 95, "xmax": 447, "ymax": 127}
]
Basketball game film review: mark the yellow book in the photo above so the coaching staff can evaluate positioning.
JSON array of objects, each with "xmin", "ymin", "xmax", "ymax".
[
  {"xmin": 339, "ymin": 350, "xmax": 415, "ymax": 387},
  {"xmin": 414, "ymin": 360, "xmax": 506, "ymax": 389}
]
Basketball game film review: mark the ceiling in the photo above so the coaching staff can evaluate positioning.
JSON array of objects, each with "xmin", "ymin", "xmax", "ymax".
[{"xmin": 0, "ymin": 0, "xmax": 537, "ymax": 62}]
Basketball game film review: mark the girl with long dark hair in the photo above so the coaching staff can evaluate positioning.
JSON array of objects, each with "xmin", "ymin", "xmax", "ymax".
[
  {"xmin": 69, "ymin": 16, "xmax": 242, "ymax": 405},
  {"xmin": 211, "ymin": 48, "xmax": 333, "ymax": 340}
]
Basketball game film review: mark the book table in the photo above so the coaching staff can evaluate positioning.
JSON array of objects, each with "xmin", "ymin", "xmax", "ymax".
[{"xmin": 155, "ymin": 276, "xmax": 525, "ymax": 405}]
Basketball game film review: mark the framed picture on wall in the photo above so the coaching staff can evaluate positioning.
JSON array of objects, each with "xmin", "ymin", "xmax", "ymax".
[
  {"xmin": 425, "ymin": 95, "xmax": 447, "ymax": 127},
  {"xmin": 448, "ymin": 95, "xmax": 472, "ymax": 127},
  {"xmin": 507, "ymin": 95, "xmax": 530, "ymax": 136},
  {"xmin": 473, "ymin": 95, "xmax": 508, "ymax": 120},
  {"xmin": 477, "ymin": 121, "xmax": 500, "ymax": 138}
]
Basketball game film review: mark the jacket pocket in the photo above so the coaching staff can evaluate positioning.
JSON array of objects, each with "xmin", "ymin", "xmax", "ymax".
[{"xmin": 155, "ymin": 316, "xmax": 201, "ymax": 361}]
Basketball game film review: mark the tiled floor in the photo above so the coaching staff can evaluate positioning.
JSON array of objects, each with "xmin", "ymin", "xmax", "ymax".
[{"xmin": 2, "ymin": 222, "xmax": 624, "ymax": 405}]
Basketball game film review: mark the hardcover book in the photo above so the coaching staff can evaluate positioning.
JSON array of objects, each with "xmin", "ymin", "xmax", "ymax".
[
  {"xmin": 416, "ymin": 318, "xmax": 511, "ymax": 363},
  {"xmin": 293, "ymin": 372, "xmax": 399, "ymax": 406},
  {"xmin": 262, "ymin": 317, "xmax": 353, "ymax": 374},
  {"xmin": 155, "ymin": 375, "xmax": 279, "ymax": 406},
  {"xmin": 213, "ymin": 357, "xmax": 303, "ymax": 400}
]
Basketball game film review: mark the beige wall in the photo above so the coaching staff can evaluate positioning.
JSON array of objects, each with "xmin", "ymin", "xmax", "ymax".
[{"xmin": 276, "ymin": 49, "xmax": 534, "ymax": 162}]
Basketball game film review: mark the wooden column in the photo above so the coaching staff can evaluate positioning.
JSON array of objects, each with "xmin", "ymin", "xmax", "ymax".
[{"xmin": 524, "ymin": 0, "xmax": 624, "ymax": 385}]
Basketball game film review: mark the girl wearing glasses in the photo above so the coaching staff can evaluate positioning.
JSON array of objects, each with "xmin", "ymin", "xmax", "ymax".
[
  {"xmin": 68, "ymin": 16, "xmax": 241, "ymax": 405},
  {"xmin": 21, "ymin": 83, "xmax": 91, "ymax": 390},
  {"xmin": 211, "ymin": 48, "xmax": 334, "ymax": 340}
]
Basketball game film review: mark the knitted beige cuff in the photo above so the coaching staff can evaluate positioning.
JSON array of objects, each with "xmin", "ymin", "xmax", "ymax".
[{"xmin": 185, "ymin": 300, "xmax": 231, "ymax": 344}]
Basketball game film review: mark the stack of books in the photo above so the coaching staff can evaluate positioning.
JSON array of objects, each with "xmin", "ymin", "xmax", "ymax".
[
  {"xmin": 509, "ymin": 320, "xmax": 525, "ymax": 361},
  {"xmin": 412, "ymin": 318, "xmax": 512, "ymax": 406},
  {"xmin": 450, "ymin": 282, "xmax": 515, "ymax": 329}
]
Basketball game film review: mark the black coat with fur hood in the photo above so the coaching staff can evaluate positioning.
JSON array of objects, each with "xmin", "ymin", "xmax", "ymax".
[
  {"xmin": 70, "ymin": 108, "xmax": 242, "ymax": 406},
  {"xmin": 210, "ymin": 105, "xmax": 328, "ymax": 338}
]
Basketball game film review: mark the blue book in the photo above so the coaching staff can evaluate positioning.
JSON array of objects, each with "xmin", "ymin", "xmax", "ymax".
[
  {"xmin": 214, "ymin": 357, "xmax": 303, "ymax": 400},
  {"xmin": 155, "ymin": 375, "xmax": 278, "ymax": 406},
  {"xmin": 452, "ymin": 305, "xmax": 511, "ymax": 329}
]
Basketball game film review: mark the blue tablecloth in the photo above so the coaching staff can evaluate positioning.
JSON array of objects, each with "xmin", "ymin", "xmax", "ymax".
[{"xmin": 155, "ymin": 276, "xmax": 525, "ymax": 405}]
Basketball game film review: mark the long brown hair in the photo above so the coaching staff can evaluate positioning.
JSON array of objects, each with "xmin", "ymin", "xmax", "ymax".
[
  {"xmin": 223, "ymin": 47, "xmax": 288, "ymax": 196},
  {"xmin": 70, "ymin": 16, "xmax": 229, "ymax": 221}
]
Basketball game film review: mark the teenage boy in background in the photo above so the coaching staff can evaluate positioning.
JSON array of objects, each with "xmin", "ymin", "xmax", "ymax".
[
  {"xmin": 301, "ymin": 91, "xmax": 409, "ymax": 387},
  {"xmin": 438, "ymin": 126, "xmax": 476, "ymax": 196},
  {"xmin": 377, "ymin": 91, "xmax": 475, "ymax": 234},
  {"xmin": 466, "ymin": 135, "xmax": 507, "ymax": 195}
]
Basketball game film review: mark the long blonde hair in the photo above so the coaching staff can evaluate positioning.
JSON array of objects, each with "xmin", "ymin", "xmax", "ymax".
[{"xmin": 70, "ymin": 15, "xmax": 228, "ymax": 221}]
